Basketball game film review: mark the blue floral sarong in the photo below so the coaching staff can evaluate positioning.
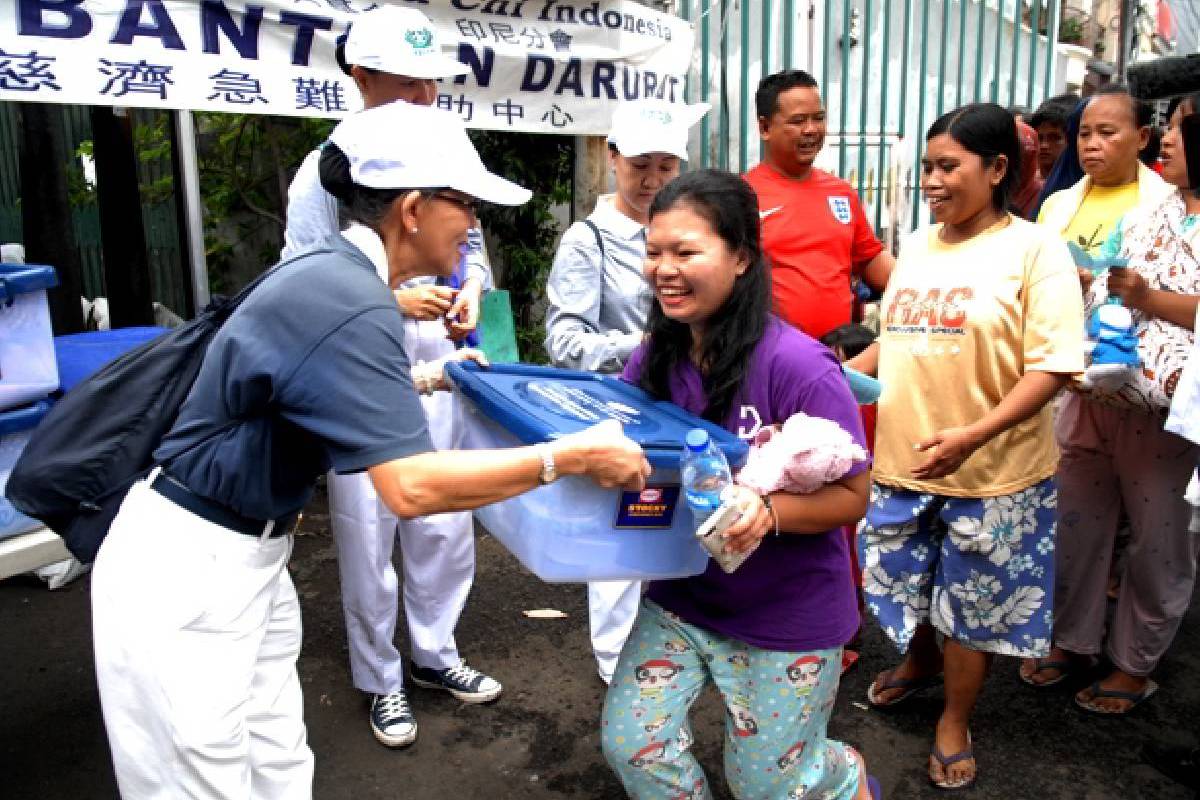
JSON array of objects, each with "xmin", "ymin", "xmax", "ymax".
[{"xmin": 859, "ymin": 478, "xmax": 1057, "ymax": 658}]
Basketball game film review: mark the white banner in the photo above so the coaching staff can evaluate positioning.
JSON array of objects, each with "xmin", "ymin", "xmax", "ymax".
[{"xmin": 0, "ymin": 0, "xmax": 694, "ymax": 134}]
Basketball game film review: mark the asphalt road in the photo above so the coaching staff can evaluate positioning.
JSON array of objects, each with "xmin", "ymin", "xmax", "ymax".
[{"xmin": 2, "ymin": 483, "xmax": 1196, "ymax": 799}]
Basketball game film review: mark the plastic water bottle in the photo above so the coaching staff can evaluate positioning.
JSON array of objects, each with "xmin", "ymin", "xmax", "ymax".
[{"xmin": 680, "ymin": 428, "xmax": 733, "ymax": 528}]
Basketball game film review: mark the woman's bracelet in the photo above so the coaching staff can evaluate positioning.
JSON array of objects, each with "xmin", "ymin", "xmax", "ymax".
[
  {"xmin": 412, "ymin": 363, "xmax": 436, "ymax": 396},
  {"xmin": 760, "ymin": 492, "xmax": 780, "ymax": 537}
]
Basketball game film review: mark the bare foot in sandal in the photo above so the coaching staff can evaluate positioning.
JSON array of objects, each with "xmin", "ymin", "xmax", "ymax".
[
  {"xmin": 869, "ymin": 625, "xmax": 944, "ymax": 707},
  {"xmin": 868, "ymin": 657, "xmax": 942, "ymax": 707},
  {"xmin": 1075, "ymin": 670, "xmax": 1158, "ymax": 715},
  {"xmin": 1018, "ymin": 647, "xmax": 1094, "ymax": 687},
  {"xmin": 929, "ymin": 718, "xmax": 975, "ymax": 790}
]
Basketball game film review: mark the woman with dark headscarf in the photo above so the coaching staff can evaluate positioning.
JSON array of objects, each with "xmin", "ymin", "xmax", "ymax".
[
  {"xmin": 1010, "ymin": 120, "xmax": 1044, "ymax": 219},
  {"xmin": 1030, "ymin": 97, "xmax": 1087, "ymax": 222}
]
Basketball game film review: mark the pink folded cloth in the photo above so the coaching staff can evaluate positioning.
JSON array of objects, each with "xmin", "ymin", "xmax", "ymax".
[{"xmin": 735, "ymin": 412, "xmax": 867, "ymax": 495}]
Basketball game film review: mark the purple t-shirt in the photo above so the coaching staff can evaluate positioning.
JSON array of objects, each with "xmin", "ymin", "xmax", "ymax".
[{"xmin": 623, "ymin": 318, "xmax": 866, "ymax": 652}]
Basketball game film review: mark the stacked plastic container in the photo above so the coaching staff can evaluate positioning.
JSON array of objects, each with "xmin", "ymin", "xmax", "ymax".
[
  {"xmin": 0, "ymin": 264, "xmax": 59, "ymax": 540},
  {"xmin": 448, "ymin": 362, "xmax": 748, "ymax": 583}
]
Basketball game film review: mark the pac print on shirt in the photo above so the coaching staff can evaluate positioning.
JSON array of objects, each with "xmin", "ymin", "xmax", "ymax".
[
  {"xmin": 883, "ymin": 286, "xmax": 975, "ymax": 337},
  {"xmin": 827, "ymin": 196, "xmax": 853, "ymax": 225}
]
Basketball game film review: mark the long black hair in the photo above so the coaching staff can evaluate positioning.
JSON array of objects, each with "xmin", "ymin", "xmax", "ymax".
[
  {"xmin": 926, "ymin": 102, "xmax": 1021, "ymax": 212},
  {"xmin": 1168, "ymin": 93, "xmax": 1200, "ymax": 194},
  {"xmin": 637, "ymin": 169, "xmax": 771, "ymax": 424}
]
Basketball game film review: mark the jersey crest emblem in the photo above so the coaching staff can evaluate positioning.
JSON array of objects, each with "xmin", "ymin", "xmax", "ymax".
[{"xmin": 827, "ymin": 196, "xmax": 852, "ymax": 224}]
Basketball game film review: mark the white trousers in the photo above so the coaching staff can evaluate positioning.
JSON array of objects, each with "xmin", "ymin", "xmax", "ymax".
[
  {"xmin": 93, "ymin": 475, "xmax": 312, "ymax": 800},
  {"xmin": 331, "ymin": 319, "xmax": 476, "ymax": 695},
  {"xmin": 587, "ymin": 580, "xmax": 642, "ymax": 683}
]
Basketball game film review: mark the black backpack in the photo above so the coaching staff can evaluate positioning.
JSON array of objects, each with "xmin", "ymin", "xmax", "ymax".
[{"xmin": 5, "ymin": 266, "xmax": 278, "ymax": 563}]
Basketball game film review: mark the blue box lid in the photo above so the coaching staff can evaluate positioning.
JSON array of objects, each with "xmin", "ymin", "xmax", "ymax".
[
  {"xmin": 0, "ymin": 399, "xmax": 52, "ymax": 436},
  {"xmin": 0, "ymin": 263, "xmax": 59, "ymax": 305},
  {"xmin": 447, "ymin": 362, "xmax": 748, "ymax": 470},
  {"xmin": 54, "ymin": 327, "xmax": 167, "ymax": 393}
]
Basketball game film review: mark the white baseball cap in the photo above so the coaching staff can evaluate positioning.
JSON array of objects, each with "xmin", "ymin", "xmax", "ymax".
[
  {"xmin": 606, "ymin": 100, "xmax": 711, "ymax": 160},
  {"xmin": 328, "ymin": 101, "xmax": 532, "ymax": 206},
  {"xmin": 343, "ymin": 6, "xmax": 470, "ymax": 80}
]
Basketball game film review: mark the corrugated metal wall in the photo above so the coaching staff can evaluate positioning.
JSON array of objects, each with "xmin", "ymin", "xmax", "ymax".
[
  {"xmin": 0, "ymin": 103, "xmax": 187, "ymax": 318},
  {"xmin": 678, "ymin": 0, "xmax": 1065, "ymax": 243}
]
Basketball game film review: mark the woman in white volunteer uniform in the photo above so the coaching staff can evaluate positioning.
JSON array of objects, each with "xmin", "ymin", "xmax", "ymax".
[
  {"xmin": 91, "ymin": 101, "xmax": 652, "ymax": 800},
  {"xmin": 279, "ymin": 6, "xmax": 497, "ymax": 747},
  {"xmin": 544, "ymin": 99, "xmax": 709, "ymax": 682}
]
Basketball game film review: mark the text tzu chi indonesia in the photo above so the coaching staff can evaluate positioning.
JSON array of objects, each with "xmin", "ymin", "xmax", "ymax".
[
  {"xmin": 448, "ymin": 0, "xmax": 674, "ymax": 41},
  {"xmin": 13, "ymin": 0, "xmax": 684, "ymax": 102}
]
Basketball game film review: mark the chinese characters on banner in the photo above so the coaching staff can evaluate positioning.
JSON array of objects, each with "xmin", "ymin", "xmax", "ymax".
[{"xmin": 0, "ymin": 0, "xmax": 694, "ymax": 135}]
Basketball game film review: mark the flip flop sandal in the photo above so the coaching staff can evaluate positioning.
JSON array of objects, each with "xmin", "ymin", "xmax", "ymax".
[
  {"xmin": 929, "ymin": 740, "xmax": 976, "ymax": 791},
  {"xmin": 1075, "ymin": 679, "xmax": 1159, "ymax": 716},
  {"xmin": 867, "ymin": 775, "xmax": 882, "ymax": 800},
  {"xmin": 866, "ymin": 670, "xmax": 942, "ymax": 708},
  {"xmin": 1019, "ymin": 657, "xmax": 1078, "ymax": 688}
]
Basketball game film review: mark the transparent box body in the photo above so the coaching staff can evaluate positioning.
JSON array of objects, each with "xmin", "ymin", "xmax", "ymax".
[
  {"xmin": 461, "ymin": 407, "xmax": 710, "ymax": 582},
  {"xmin": 0, "ymin": 265, "xmax": 60, "ymax": 412},
  {"xmin": 449, "ymin": 363, "xmax": 747, "ymax": 584},
  {"xmin": 0, "ymin": 401, "xmax": 51, "ymax": 540}
]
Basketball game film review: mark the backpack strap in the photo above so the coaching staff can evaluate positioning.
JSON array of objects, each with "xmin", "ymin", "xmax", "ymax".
[{"xmin": 582, "ymin": 218, "xmax": 605, "ymax": 267}]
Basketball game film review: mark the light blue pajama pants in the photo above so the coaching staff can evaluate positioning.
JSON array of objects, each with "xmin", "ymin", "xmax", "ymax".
[{"xmin": 601, "ymin": 600, "xmax": 861, "ymax": 800}]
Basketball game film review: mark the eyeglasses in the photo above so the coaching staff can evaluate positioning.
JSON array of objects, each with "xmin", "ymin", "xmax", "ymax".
[{"xmin": 426, "ymin": 191, "xmax": 481, "ymax": 216}]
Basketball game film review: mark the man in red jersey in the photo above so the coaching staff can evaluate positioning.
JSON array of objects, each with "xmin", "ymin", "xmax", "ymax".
[
  {"xmin": 743, "ymin": 70, "xmax": 894, "ymax": 347},
  {"xmin": 745, "ymin": 72, "xmax": 894, "ymax": 672}
]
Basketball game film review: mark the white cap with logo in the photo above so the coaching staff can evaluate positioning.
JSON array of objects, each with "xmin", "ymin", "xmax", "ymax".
[
  {"xmin": 343, "ymin": 6, "xmax": 470, "ymax": 80},
  {"xmin": 606, "ymin": 100, "xmax": 711, "ymax": 161},
  {"xmin": 328, "ymin": 101, "xmax": 532, "ymax": 206}
]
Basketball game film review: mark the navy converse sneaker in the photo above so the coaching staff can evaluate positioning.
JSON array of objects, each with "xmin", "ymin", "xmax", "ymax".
[
  {"xmin": 410, "ymin": 660, "xmax": 502, "ymax": 704},
  {"xmin": 369, "ymin": 690, "xmax": 417, "ymax": 748}
]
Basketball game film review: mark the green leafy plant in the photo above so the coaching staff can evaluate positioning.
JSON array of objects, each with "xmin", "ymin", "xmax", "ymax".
[
  {"xmin": 470, "ymin": 130, "xmax": 573, "ymax": 363},
  {"xmin": 1059, "ymin": 17, "xmax": 1085, "ymax": 45},
  {"xmin": 53, "ymin": 110, "xmax": 572, "ymax": 345},
  {"xmin": 193, "ymin": 113, "xmax": 335, "ymax": 290}
]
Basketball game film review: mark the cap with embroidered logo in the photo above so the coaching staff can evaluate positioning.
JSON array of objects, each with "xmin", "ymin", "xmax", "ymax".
[
  {"xmin": 343, "ymin": 6, "xmax": 470, "ymax": 80},
  {"xmin": 328, "ymin": 101, "xmax": 531, "ymax": 206},
  {"xmin": 606, "ymin": 100, "xmax": 711, "ymax": 161}
]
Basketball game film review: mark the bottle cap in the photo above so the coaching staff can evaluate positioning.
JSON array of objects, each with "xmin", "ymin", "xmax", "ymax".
[{"xmin": 685, "ymin": 428, "xmax": 710, "ymax": 452}]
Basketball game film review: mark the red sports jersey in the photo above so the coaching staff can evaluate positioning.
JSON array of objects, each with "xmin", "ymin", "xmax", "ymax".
[{"xmin": 743, "ymin": 162, "xmax": 884, "ymax": 340}]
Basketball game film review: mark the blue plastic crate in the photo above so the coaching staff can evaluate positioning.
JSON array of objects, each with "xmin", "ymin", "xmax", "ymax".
[
  {"xmin": 0, "ymin": 264, "xmax": 59, "ymax": 411},
  {"xmin": 448, "ymin": 362, "xmax": 748, "ymax": 583},
  {"xmin": 54, "ymin": 327, "xmax": 167, "ymax": 393},
  {"xmin": 0, "ymin": 400, "xmax": 52, "ymax": 540}
]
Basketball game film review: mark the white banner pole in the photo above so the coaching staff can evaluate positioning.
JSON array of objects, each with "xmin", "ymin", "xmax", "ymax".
[{"xmin": 173, "ymin": 109, "xmax": 209, "ymax": 312}]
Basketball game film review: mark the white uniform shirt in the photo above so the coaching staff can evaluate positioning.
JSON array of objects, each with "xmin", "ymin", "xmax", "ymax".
[{"xmin": 544, "ymin": 196, "xmax": 651, "ymax": 373}]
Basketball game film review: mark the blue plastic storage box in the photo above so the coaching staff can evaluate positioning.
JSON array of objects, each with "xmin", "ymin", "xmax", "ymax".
[
  {"xmin": 447, "ymin": 362, "xmax": 748, "ymax": 583},
  {"xmin": 54, "ymin": 327, "xmax": 167, "ymax": 393},
  {"xmin": 0, "ymin": 400, "xmax": 52, "ymax": 540},
  {"xmin": 0, "ymin": 264, "xmax": 60, "ymax": 412}
]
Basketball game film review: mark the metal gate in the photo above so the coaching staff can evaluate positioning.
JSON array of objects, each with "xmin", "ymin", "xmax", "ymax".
[
  {"xmin": 0, "ymin": 103, "xmax": 188, "ymax": 317},
  {"xmin": 675, "ymin": 0, "xmax": 1066, "ymax": 243}
]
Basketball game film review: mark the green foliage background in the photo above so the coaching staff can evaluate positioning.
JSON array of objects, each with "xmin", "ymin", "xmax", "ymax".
[
  {"xmin": 165, "ymin": 114, "xmax": 571, "ymax": 359},
  {"xmin": 469, "ymin": 130, "xmax": 573, "ymax": 363},
  {"xmin": 60, "ymin": 111, "xmax": 572, "ymax": 360}
]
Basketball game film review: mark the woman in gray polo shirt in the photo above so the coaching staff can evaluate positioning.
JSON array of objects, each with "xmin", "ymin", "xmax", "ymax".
[
  {"xmin": 544, "ymin": 99, "xmax": 708, "ymax": 683},
  {"xmin": 90, "ymin": 102, "xmax": 651, "ymax": 800}
]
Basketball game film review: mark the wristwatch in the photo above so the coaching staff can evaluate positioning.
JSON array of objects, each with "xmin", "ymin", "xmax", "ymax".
[{"xmin": 536, "ymin": 444, "xmax": 558, "ymax": 484}]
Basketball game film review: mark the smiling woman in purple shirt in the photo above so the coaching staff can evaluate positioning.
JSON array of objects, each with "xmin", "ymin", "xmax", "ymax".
[{"xmin": 600, "ymin": 169, "xmax": 878, "ymax": 800}]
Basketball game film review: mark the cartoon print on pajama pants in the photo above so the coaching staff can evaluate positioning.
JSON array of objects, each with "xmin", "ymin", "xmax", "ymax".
[
  {"xmin": 603, "ymin": 600, "xmax": 862, "ymax": 799},
  {"xmin": 787, "ymin": 655, "xmax": 827, "ymax": 698}
]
